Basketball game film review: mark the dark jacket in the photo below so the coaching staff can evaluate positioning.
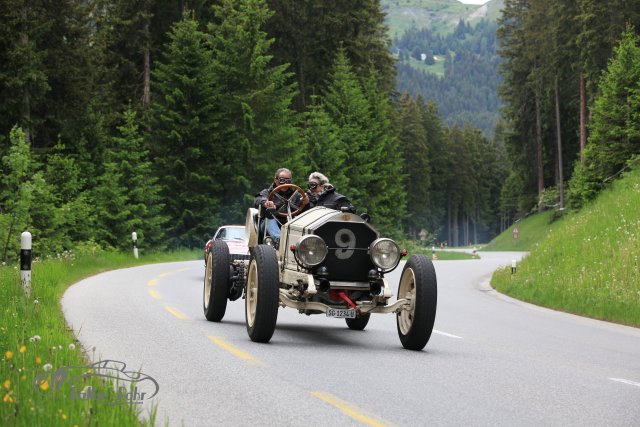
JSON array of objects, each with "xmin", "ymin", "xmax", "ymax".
[
  {"xmin": 255, "ymin": 183, "xmax": 305, "ymax": 220},
  {"xmin": 308, "ymin": 185, "xmax": 355, "ymax": 213}
]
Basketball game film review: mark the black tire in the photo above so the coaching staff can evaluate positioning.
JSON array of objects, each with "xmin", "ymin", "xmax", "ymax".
[
  {"xmin": 396, "ymin": 254, "xmax": 437, "ymax": 350},
  {"xmin": 203, "ymin": 240, "xmax": 229, "ymax": 322},
  {"xmin": 345, "ymin": 313, "xmax": 370, "ymax": 330},
  {"xmin": 245, "ymin": 244, "xmax": 280, "ymax": 343}
]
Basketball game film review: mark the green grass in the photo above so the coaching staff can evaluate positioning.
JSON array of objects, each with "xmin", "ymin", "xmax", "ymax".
[
  {"xmin": 402, "ymin": 241, "xmax": 476, "ymax": 260},
  {"xmin": 491, "ymin": 169, "xmax": 640, "ymax": 327},
  {"xmin": 1, "ymin": 248, "xmax": 198, "ymax": 426},
  {"xmin": 482, "ymin": 210, "xmax": 557, "ymax": 251}
]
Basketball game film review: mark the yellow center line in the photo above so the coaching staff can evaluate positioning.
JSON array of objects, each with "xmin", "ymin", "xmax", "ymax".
[
  {"xmin": 148, "ymin": 289, "xmax": 161, "ymax": 299},
  {"xmin": 207, "ymin": 336, "xmax": 263, "ymax": 366},
  {"xmin": 147, "ymin": 279, "xmax": 158, "ymax": 286},
  {"xmin": 310, "ymin": 391, "xmax": 391, "ymax": 427},
  {"xmin": 164, "ymin": 306, "xmax": 189, "ymax": 320}
]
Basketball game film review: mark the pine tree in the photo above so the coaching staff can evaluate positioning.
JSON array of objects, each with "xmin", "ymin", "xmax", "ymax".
[
  {"xmin": 569, "ymin": 28, "xmax": 640, "ymax": 207},
  {"xmin": 1, "ymin": 127, "xmax": 34, "ymax": 262},
  {"xmin": 395, "ymin": 93, "xmax": 429, "ymax": 238},
  {"xmin": 150, "ymin": 13, "xmax": 220, "ymax": 247},
  {"xmin": 300, "ymin": 96, "xmax": 349, "ymax": 190},
  {"xmin": 322, "ymin": 50, "xmax": 373, "ymax": 210},
  {"xmin": 208, "ymin": 0, "xmax": 300, "ymax": 219}
]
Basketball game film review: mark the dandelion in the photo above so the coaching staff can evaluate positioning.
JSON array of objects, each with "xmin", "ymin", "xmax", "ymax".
[
  {"xmin": 3, "ymin": 380, "xmax": 9, "ymax": 389},
  {"xmin": 68, "ymin": 344, "xmax": 75, "ymax": 351},
  {"xmin": 61, "ymin": 414, "xmax": 67, "ymax": 420},
  {"xmin": 3, "ymin": 391, "xmax": 14, "ymax": 403},
  {"xmin": 39, "ymin": 380, "xmax": 49, "ymax": 391},
  {"xmin": 35, "ymin": 357, "xmax": 41, "ymax": 365},
  {"xmin": 19, "ymin": 345, "xmax": 26, "ymax": 354},
  {"xmin": 43, "ymin": 363, "xmax": 53, "ymax": 372},
  {"xmin": 5, "ymin": 351, "xmax": 13, "ymax": 360}
]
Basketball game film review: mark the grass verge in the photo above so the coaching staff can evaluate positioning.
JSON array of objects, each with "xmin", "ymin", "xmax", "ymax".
[
  {"xmin": 403, "ymin": 241, "xmax": 476, "ymax": 260},
  {"xmin": 1, "ymin": 249, "xmax": 198, "ymax": 426},
  {"xmin": 491, "ymin": 169, "xmax": 640, "ymax": 327}
]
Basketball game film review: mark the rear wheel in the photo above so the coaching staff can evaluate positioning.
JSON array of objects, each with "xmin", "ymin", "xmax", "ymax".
[
  {"xmin": 345, "ymin": 313, "xmax": 370, "ymax": 330},
  {"xmin": 396, "ymin": 255, "xmax": 437, "ymax": 350},
  {"xmin": 203, "ymin": 240, "xmax": 229, "ymax": 321},
  {"xmin": 245, "ymin": 244, "xmax": 280, "ymax": 343}
]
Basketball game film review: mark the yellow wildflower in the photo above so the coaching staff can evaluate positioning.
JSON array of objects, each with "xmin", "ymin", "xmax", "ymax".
[
  {"xmin": 39, "ymin": 380, "xmax": 49, "ymax": 391},
  {"xmin": 35, "ymin": 356, "xmax": 41, "ymax": 364},
  {"xmin": 61, "ymin": 414, "xmax": 67, "ymax": 420},
  {"xmin": 5, "ymin": 351, "xmax": 13, "ymax": 360},
  {"xmin": 19, "ymin": 345, "xmax": 26, "ymax": 354},
  {"xmin": 3, "ymin": 380, "xmax": 9, "ymax": 389},
  {"xmin": 3, "ymin": 391, "xmax": 14, "ymax": 403}
]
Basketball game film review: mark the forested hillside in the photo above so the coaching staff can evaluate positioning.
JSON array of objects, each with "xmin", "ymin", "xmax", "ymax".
[
  {"xmin": 0, "ymin": 0, "xmax": 504, "ymax": 259},
  {"xmin": 497, "ymin": 0, "xmax": 640, "ymax": 220},
  {"xmin": 393, "ymin": 18, "xmax": 501, "ymax": 136}
]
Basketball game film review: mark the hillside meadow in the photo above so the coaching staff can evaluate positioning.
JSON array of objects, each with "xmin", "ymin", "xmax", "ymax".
[{"xmin": 490, "ymin": 168, "xmax": 640, "ymax": 327}]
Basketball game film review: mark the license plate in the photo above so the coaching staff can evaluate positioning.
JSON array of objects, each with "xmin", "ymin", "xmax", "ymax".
[{"xmin": 326, "ymin": 308, "xmax": 356, "ymax": 318}]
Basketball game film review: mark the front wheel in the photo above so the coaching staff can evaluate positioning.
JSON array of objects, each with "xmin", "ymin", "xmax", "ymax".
[
  {"xmin": 245, "ymin": 244, "xmax": 280, "ymax": 343},
  {"xmin": 396, "ymin": 255, "xmax": 437, "ymax": 350},
  {"xmin": 203, "ymin": 240, "xmax": 229, "ymax": 321}
]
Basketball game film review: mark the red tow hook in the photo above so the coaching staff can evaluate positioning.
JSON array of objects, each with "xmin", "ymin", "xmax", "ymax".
[{"xmin": 338, "ymin": 291, "xmax": 358, "ymax": 310}]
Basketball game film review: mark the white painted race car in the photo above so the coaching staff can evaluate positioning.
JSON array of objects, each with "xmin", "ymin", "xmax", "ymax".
[{"xmin": 203, "ymin": 183, "xmax": 437, "ymax": 350}]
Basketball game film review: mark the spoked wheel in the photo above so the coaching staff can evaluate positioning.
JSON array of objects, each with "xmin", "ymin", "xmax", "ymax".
[
  {"xmin": 203, "ymin": 240, "xmax": 229, "ymax": 322},
  {"xmin": 245, "ymin": 244, "xmax": 280, "ymax": 343},
  {"xmin": 346, "ymin": 313, "xmax": 370, "ymax": 330},
  {"xmin": 397, "ymin": 254, "xmax": 437, "ymax": 350}
]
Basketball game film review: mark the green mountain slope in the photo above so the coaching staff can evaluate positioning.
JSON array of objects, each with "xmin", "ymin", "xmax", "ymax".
[
  {"xmin": 491, "ymin": 168, "xmax": 640, "ymax": 327},
  {"xmin": 382, "ymin": 0, "xmax": 504, "ymax": 37}
]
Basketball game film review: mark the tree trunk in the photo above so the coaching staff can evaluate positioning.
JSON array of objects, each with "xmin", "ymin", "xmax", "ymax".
[
  {"xmin": 579, "ymin": 71, "xmax": 587, "ymax": 163},
  {"xmin": 554, "ymin": 74, "xmax": 564, "ymax": 209},
  {"xmin": 535, "ymin": 88, "xmax": 544, "ymax": 209},
  {"xmin": 142, "ymin": 22, "xmax": 151, "ymax": 107},
  {"xmin": 20, "ymin": 2, "xmax": 31, "ymax": 143}
]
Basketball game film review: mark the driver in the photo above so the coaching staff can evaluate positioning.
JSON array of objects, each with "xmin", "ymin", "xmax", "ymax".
[{"xmin": 254, "ymin": 168, "xmax": 306, "ymax": 246}]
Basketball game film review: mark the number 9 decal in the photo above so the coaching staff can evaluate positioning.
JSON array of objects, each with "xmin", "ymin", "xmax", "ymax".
[{"xmin": 335, "ymin": 228, "xmax": 356, "ymax": 259}]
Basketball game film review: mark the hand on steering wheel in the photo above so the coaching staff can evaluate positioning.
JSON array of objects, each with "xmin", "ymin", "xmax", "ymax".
[{"xmin": 267, "ymin": 184, "xmax": 309, "ymax": 218}]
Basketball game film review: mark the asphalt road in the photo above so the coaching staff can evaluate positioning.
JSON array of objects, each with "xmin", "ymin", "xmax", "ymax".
[{"xmin": 62, "ymin": 252, "xmax": 640, "ymax": 426}]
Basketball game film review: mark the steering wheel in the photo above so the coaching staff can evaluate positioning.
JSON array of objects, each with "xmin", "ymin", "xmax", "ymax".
[{"xmin": 267, "ymin": 184, "xmax": 309, "ymax": 218}]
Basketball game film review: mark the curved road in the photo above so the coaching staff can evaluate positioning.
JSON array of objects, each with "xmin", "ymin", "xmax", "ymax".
[{"xmin": 62, "ymin": 252, "xmax": 640, "ymax": 426}]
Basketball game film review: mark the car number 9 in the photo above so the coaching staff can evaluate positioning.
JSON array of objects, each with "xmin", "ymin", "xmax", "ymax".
[{"xmin": 335, "ymin": 228, "xmax": 356, "ymax": 259}]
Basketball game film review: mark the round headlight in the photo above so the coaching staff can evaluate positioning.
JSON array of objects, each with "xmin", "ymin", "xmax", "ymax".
[
  {"xmin": 369, "ymin": 238, "xmax": 401, "ymax": 270},
  {"xmin": 295, "ymin": 235, "xmax": 328, "ymax": 267}
]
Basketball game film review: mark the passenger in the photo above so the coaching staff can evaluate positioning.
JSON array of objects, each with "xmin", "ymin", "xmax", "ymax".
[
  {"xmin": 255, "ymin": 168, "xmax": 306, "ymax": 246},
  {"xmin": 307, "ymin": 172, "xmax": 356, "ymax": 213}
]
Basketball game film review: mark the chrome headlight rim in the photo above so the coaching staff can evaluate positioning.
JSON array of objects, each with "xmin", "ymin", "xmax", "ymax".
[
  {"xmin": 369, "ymin": 238, "xmax": 401, "ymax": 271},
  {"xmin": 295, "ymin": 235, "xmax": 328, "ymax": 268}
]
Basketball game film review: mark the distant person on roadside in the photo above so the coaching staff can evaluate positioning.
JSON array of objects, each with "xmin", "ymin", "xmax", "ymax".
[{"xmin": 306, "ymin": 172, "xmax": 356, "ymax": 213}]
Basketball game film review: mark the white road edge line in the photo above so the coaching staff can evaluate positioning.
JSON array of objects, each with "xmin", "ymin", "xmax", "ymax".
[
  {"xmin": 609, "ymin": 378, "xmax": 640, "ymax": 388},
  {"xmin": 433, "ymin": 330, "xmax": 462, "ymax": 339}
]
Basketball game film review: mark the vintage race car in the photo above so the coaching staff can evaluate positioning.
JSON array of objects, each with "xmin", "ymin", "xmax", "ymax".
[
  {"xmin": 203, "ymin": 225, "xmax": 249, "ymax": 305},
  {"xmin": 203, "ymin": 184, "xmax": 438, "ymax": 350}
]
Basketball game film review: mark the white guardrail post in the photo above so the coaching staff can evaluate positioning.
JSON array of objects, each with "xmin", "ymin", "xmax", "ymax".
[
  {"xmin": 21, "ymin": 231, "xmax": 32, "ymax": 296},
  {"xmin": 132, "ymin": 232, "xmax": 139, "ymax": 259}
]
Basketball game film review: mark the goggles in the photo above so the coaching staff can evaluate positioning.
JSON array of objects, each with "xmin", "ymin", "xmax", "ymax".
[
  {"xmin": 277, "ymin": 177, "xmax": 292, "ymax": 184},
  {"xmin": 307, "ymin": 182, "xmax": 319, "ymax": 189}
]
